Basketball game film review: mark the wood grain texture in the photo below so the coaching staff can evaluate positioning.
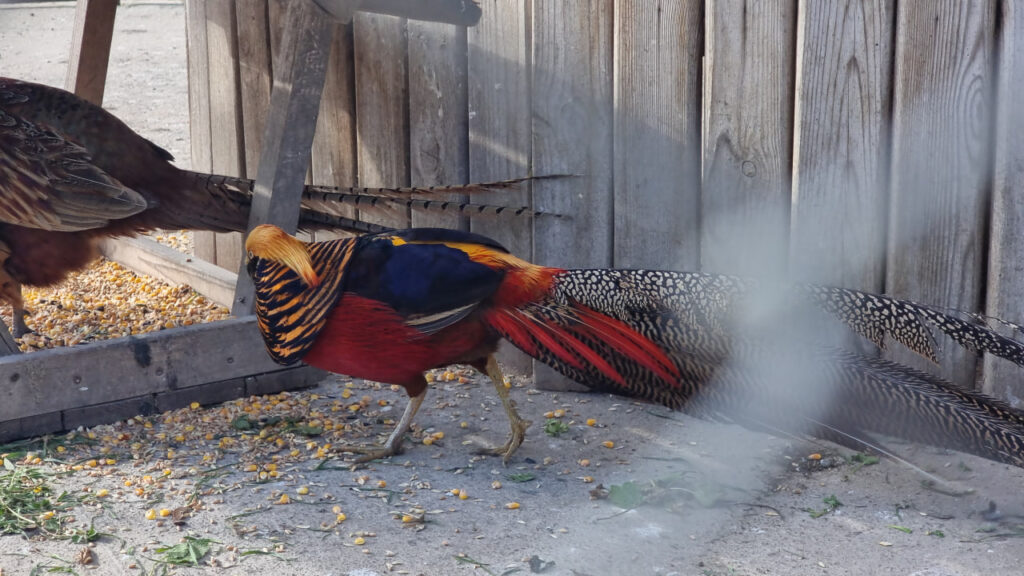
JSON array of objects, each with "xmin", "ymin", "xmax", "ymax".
[
  {"xmin": 354, "ymin": 13, "xmax": 411, "ymax": 229},
  {"xmin": 236, "ymin": 0, "xmax": 273, "ymax": 179},
  {"xmin": 185, "ymin": 0, "xmax": 214, "ymax": 261},
  {"xmin": 613, "ymin": 0, "xmax": 703, "ymax": 270},
  {"xmin": 983, "ymin": 0, "xmax": 1024, "ymax": 405},
  {"xmin": 408, "ymin": 20, "xmax": 469, "ymax": 230},
  {"xmin": 887, "ymin": 0, "xmax": 995, "ymax": 386},
  {"xmin": 467, "ymin": 0, "xmax": 531, "ymax": 259},
  {"xmin": 310, "ymin": 21, "xmax": 358, "ymax": 240},
  {"xmin": 467, "ymin": 0, "xmax": 532, "ymax": 374},
  {"xmin": 206, "ymin": 0, "xmax": 246, "ymax": 270},
  {"xmin": 790, "ymin": 0, "xmax": 894, "ymax": 291},
  {"xmin": 65, "ymin": 0, "xmax": 117, "ymax": 105},
  {"xmin": 701, "ymin": 0, "xmax": 797, "ymax": 276},
  {"xmin": 532, "ymin": 1, "xmax": 613, "ymax": 390}
]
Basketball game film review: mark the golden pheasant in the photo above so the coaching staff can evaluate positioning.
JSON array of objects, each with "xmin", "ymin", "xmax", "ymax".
[
  {"xmin": 0, "ymin": 77, "xmax": 546, "ymax": 336},
  {"xmin": 245, "ymin": 224, "xmax": 1024, "ymax": 468}
]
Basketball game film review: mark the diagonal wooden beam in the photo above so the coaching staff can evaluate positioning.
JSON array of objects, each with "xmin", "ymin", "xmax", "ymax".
[
  {"xmin": 65, "ymin": 0, "xmax": 119, "ymax": 105},
  {"xmin": 232, "ymin": 0, "xmax": 336, "ymax": 316}
]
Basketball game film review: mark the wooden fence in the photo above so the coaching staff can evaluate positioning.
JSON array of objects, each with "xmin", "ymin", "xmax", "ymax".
[{"xmin": 185, "ymin": 0, "xmax": 1024, "ymax": 404}]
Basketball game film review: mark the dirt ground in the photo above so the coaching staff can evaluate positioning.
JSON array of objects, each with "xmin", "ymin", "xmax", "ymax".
[{"xmin": 1, "ymin": 2, "xmax": 1024, "ymax": 575}]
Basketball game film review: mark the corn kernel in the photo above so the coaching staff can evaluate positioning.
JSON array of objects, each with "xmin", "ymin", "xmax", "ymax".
[
  {"xmin": 401, "ymin": 514, "xmax": 415, "ymax": 523},
  {"xmin": 124, "ymin": 479, "xmax": 133, "ymax": 487},
  {"xmin": 602, "ymin": 441, "xmax": 615, "ymax": 449},
  {"xmin": 586, "ymin": 418, "xmax": 597, "ymax": 426},
  {"xmin": 159, "ymin": 508, "xmax": 171, "ymax": 517},
  {"xmin": 458, "ymin": 490, "xmax": 469, "ymax": 500},
  {"xmin": 582, "ymin": 476, "xmax": 594, "ymax": 483},
  {"xmin": 96, "ymin": 489, "xmax": 109, "ymax": 498},
  {"xmin": 808, "ymin": 453, "xmax": 822, "ymax": 461},
  {"xmin": 491, "ymin": 481, "xmax": 502, "ymax": 490},
  {"xmin": 332, "ymin": 505, "xmax": 342, "ymax": 514},
  {"xmin": 553, "ymin": 409, "xmax": 566, "ymax": 418},
  {"xmin": 431, "ymin": 431, "xmax": 445, "ymax": 440},
  {"xmin": 145, "ymin": 509, "xmax": 157, "ymax": 520},
  {"xmin": 341, "ymin": 389, "xmax": 352, "ymax": 399},
  {"xmin": 244, "ymin": 464, "xmax": 258, "ymax": 472},
  {"xmin": 460, "ymin": 421, "xmax": 468, "ymax": 429},
  {"xmin": 277, "ymin": 494, "xmax": 291, "ymax": 505},
  {"xmin": 336, "ymin": 513, "xmax": 347, "ymax": 523},
  {"xmin": 377, "ymin": 480, "xmax": 387, "ymax": 488},
  {"xmin": 505, "ymin": 502, "xmax": 520, "ymax": 510},
  {"xmin": 579, "ymin": 459, "xmax": 591, "ymax": 467},
  {"xmin": 354, "ymin": 537, "xmax": 366, "ymax": 545},
  {"xmin": 87, "ymin": 459, "xmax": 98, "ymax": 468},
  {"xmin": 422, "ymin": 437, "xmax": 435, "ymax": 446},
  {"xmin": 56, "ymin": 446, "xmax": 66, "ymax": 453},
  {"xmin": 297, "ymin": 486, "xmax": 310, "ymax": 495},
  {"xmin": 40, "ymin": 510, "xmax": 55, "ymax": 520}
]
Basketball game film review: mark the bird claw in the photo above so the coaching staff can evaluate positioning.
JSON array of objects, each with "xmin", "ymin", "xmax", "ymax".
[
  {"xmin": 335, "ymin": 441, "xmax": 405, "ymax": 469},
  {"xmin": 477, "ymin": 418, "xmax": 532, "ymax": 465}
]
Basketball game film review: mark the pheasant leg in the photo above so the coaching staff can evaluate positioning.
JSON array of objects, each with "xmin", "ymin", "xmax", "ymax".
[
  {"xmin": 477, "ymin": 355, "xmax": 531, "ymax": 464},
  {"xmin": 336, "ymin": 387, "xmax": 426, "ymax": 467}
]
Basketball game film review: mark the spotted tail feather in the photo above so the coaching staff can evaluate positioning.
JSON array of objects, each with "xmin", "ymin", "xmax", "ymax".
[{"xmin": 493, "ymin": 269, "xmax": 1024, "ymax": 468}]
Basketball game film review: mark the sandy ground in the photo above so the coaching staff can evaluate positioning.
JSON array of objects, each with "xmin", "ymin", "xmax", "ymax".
[{"xmin": 1, "ymin": 2, "xmax": 1024, "ymax": 575}]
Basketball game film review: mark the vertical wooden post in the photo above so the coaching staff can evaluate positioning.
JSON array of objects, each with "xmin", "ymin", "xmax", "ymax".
[
  {"xmin": 532, "ymin": 0, "xmax": 614, "ymax": 390},
  {"xmin": 354, "ymin": 13, "xmax": 411, "ymax": 229},
  {"xmin": 701, "ymin": 0, "xmax": 797, "ymax": 276},
  {"xmin": 984, "ymin": 0, "xmax": 1024, "ymax": 404},
  {"xmin": 408, "ymin": 19, "xmax": 469, "ymax": 230},
  {"xmin": 790, "ymin": 0, "xmax": 894, "ymax": 291},
  {"xmin": 65, "ymin": 0, "xmax": 118, "ymax": 105},
  {"xmin": 232, "ymin": 0, "xmax": 337, "ymax": 315},
  {"xmin": 467, "ymin": 0, "xmax": 532, "ymax": 374},
  {"xmin": 887, "ymin": 0, "xmax": 995, "ymax": 386},
  {"xmin": 613, "ymin": 1, "xmax": 703, "ymax": 271}
]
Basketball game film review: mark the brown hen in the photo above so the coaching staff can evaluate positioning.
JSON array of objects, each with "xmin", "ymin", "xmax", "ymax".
[{"xmin": 0, "ymin": 77, "xmax": 542, "ymax": 336}]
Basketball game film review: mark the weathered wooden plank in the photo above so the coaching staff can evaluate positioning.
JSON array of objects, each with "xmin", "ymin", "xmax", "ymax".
[
  {"xmin": 790, "ymin": 0, "xmax": 894, "ymax": 291},
  {"xmin": 408, "ymin": 20, "xmax": 468, "ymax": 230},
  {"xmin": 207, "ymin": 0, "xmax": 247, "ymax": 270},
  {"xmin": 354, "ymin": 13, "xmax": 411, "ymax": 229},
  {"xmin": 613, "ymin": 0, "xmax": 703, "ymax": 270},
  {"xmin": 0, "ymin": 412, "xmax": 63, "ymax": 445},
  {"xmin": 65, "ymin": 0, "xmax": 117, "ymax": 105},
  {"xmin": 185, "ymin": 0, "xmax": 215, "ymax": 262},
  {"xmin": 244, "ymin": 366, "xmax": 324, "ymax": 396},
  {"xmin": 310, "ymin": 20, "xmax": 358, "ymax": 241},
  {"xmin": 236, "ymin": 0, "xmax": 273, "ymax": 180},
  {"xmin": 983, "ymin": 0, "xmax": 1024, "ymax": 405},
  {"xmin": 887, "ymin": 0, "xmax": 995, "ymax": 386},
  {"xmin": 0, "ymin": 317, "xmax": 283, "ymax": 422},
  {"xmin": 532, "ymin": 0, "xmax": 613, "ymax": 390},
  {"xmin": 155, "ymin": 379, "xmax": 246, "ymax": 413},
  {"xmin": 99, "ymin": 237, "xmax": 238, "ymax": 309},
  {"xmin": 63, "ymin": 396, "xmax": 159, "ymax": 432},
  {"xmin": 467, "ymin": 0, "xmax": 530, "ymax": 257},
  {"xmin": 232, "ymin": 0, "xmax": 336, "ymax": 315},
  {"xmin": 468, "ymin": 0, "xmax": 531, "ymax": 373},
  {"xmin": 701, "ymin": 0, "xmax": 797, "ymax": 276}
]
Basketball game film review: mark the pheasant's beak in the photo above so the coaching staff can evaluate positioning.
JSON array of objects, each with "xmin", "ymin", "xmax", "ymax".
[{"xmin": 245, "ymin": 224, "xmax": 320, "ymax": 288}]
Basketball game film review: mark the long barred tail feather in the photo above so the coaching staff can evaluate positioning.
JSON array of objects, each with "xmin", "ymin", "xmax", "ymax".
[{"xmin": 490, "ymin": 268, "xmax": 1024, "ymax": 468}]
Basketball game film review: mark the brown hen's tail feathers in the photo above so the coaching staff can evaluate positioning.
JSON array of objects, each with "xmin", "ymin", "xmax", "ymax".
[
  {"xmin": 178, "ymin": 171, "xmax": 564, "ymax": 235},
  {"xmin": 497, "ymin": 268, "xmax": 1024, "ymax": 468}
]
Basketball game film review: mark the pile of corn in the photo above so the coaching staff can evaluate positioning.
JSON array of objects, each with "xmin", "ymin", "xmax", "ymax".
[{"xmin": 2, "ymin": 254, "xmax": 228, "ymax": 352}]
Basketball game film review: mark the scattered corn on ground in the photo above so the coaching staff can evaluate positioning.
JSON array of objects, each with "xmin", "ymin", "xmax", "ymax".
[{"xmin": 1, "ymin": 246, "xmax": 227, "ymax": 352}]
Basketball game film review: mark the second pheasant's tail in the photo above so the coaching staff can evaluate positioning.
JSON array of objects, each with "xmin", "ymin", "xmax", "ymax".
[
  {"xmin": 169, "ymin": 171, "xmax": 564, "ymax": 235},
  {"xmin": 488, "ymin": 268, "xmax": 1024, "ymax": 468}
]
